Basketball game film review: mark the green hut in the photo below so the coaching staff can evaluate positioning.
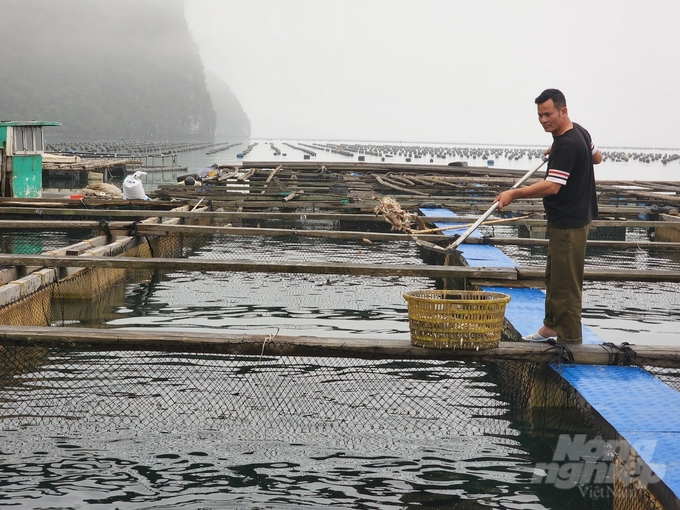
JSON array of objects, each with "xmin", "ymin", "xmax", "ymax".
[{"xmin": 0, "ymin": 121, "xmax": 60, "ymax": 198}]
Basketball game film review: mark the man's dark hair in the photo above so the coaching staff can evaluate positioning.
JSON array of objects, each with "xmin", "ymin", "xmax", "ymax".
[{"xmin": 535, "ymin": 88, "xmax": 567, "ymax": 109}]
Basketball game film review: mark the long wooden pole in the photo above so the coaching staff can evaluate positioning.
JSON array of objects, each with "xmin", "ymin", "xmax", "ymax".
[
  {"xmin": 0, "ymin": 254, "xmax": 517, "ymax": 280},
  {"xmin": 0, "ymin": 221, "xmax": 678, "ymax": 251},
  {"xmin": 2, "ymin": 326, "xmax": 679, "ymax": 366},
  {"xmin": 2, "ymin": 254, "xmax": 680, "ymax": 282},
  {"xmin": 0, "ymin": 217, "xmax": 670, "ymax": 229}
]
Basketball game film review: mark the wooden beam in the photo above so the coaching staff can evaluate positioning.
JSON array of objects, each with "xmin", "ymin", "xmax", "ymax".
[
  {"xmin": 373, "ymin": 174, "xmax": 430, "ymax": 196},
  {"xmin": 0, "ymin": 215, "xmax": 671, "ymax": 229},
  {"xmin": 3, "ymin": 221, "xmax": 675, "ymax": 252},
  {"xmin": 2, "ymin": 326, "xmax": 678, "ymax": 366},
  {"xmin": 1, "ymin": 254, "xmax": 679, "ymax": 282},
  {"xmin": 470, "ymin": 237, "xmax": 680, "ymax": 251},
  {"xmin": 0, "ymin": 220, "xmax": 133, "ymax": 230},
  {"xmin": 0, "ymin": 199, "xmax": 650, "ymax": 216},
  {"xmin": 135, "ymin": 223, "xmax": 425, "ymax": 241},
  {"xmin": 0, "ymin": 254, "xmax": 517, "ymax": 280},
  {"xmin": 519, "ymin": 266, "xmax": 680, "ymax": 282},
  {"xmin": 0, "ymin": 208, "xmax": 399, "ymax": 222}
]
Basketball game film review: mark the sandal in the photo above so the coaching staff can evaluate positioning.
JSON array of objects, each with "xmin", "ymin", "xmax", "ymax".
[{"xmin": 521, "ymin": 332, "xmax": 556, "ymax": 343}]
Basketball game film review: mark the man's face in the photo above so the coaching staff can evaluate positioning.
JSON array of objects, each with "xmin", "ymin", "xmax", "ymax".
[{"xmin": 537, "ymin": 99, "xmax": 568, "ymax": 135}]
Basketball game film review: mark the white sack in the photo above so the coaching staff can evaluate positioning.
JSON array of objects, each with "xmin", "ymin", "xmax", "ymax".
[{"xmin": 122, "ymin": 171, "xmax": 149, "ymax": 200}]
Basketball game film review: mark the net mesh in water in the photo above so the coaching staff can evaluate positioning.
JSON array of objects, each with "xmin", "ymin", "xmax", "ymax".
[{"xmin": 0, "ymin": 342, "xmax": 675, "ymax": 510}]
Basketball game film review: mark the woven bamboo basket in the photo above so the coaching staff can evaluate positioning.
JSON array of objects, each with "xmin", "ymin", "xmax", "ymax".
[{"xmin": 403, "ymin": 290, "xmax": 511, "ymax": 350}]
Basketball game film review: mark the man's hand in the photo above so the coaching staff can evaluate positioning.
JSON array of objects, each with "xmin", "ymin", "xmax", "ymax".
[{"xmin": 494, "ymin": 189, "xmax": 516, "ymax": 211}]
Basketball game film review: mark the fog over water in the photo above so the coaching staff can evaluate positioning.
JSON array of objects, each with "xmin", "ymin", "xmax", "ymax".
[{"xmin": 185, "ymin": 0, "xmax": 680, "ymax": 149}]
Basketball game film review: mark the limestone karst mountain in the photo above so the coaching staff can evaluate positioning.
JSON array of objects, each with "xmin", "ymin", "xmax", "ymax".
[{"xmin": 0, "ymin": 0, "xmax": 250, "ymax": 140}]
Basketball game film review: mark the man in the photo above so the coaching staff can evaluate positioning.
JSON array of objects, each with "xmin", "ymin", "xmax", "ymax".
[{"xmin": 494, "ymin": 89, "xmax": 602, "ymax": 343}]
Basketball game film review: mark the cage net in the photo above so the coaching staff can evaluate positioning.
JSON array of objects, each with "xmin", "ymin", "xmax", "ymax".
[{"xmin": 0, "ymin": 343, "xmax": 672, "ymax": 509}]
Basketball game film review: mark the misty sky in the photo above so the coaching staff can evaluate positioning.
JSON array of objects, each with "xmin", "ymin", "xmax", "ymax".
[{"xmin": 185, "ymin": 0, "xmax": 679, "ymax": 148}]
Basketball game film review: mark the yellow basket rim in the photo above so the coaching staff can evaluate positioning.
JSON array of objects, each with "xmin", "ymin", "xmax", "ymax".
[{"xmin": 403, "ymin": 289, "xmax": 511, "ymax": 305}]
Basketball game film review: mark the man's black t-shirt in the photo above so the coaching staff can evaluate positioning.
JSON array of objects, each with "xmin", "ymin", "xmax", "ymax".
[{"xmin": 542, "ymin": 123, "xmax": 598, "ymax": 228}]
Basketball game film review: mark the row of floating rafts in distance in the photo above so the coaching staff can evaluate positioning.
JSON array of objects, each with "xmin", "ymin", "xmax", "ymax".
[
  {"xmin": 236, "ymin": 141, "xmax": 258, "ymax": 159},
  {"xmin": 283, "ymin": 142, "xmax": 316, "ymax": 160},
  {"xmin": 206, "ymin": 142, "xmax": 241, "ymax": 155},
  {"xmin": 260, "ymin": 140, "xmax": 670, "ymax": 166},
  {"xmin": 600, "ymin": 151, "xmax": 680, "ymax": 164},
  {"xmin": 386, "ymin": 141, "xmax": 678, "ymax": 166},
  {"xmin": 47, "ymin": 140, "xmax": 218, "ymax": 155},
  {"xmin": 319, "ymin": 144, "xmax": 354, "ymax": 157},
  {"xmin": 327, "ymin": 143, "xmax": 553, "ymax": 165},
  {"xmin": 299, "ymin": 142, "xmax": 326, "ymax": 154}
]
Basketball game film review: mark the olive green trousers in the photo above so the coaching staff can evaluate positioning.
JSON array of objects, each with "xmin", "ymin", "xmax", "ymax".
[{"xmin": 544, "ymin": 224, "xmax": 590, "ymax": 343}]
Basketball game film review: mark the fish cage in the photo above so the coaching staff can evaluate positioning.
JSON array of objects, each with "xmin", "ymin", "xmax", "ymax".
[
  {"xmin": 1, "ymin": 200, "xmax": 680, "ymax": 508},
  {"xmin": 0, "ymin": 336, "xmax": 678, "ymax": 509}
]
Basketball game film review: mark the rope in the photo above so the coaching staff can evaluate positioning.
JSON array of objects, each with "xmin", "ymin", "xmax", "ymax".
[
  {"xmin": 129, "ymin": 220, "xmax": 156, "ymax": 258},
  {"xmin": 98, "ymin": 220, "xmax": 111, "ymax": 238},
  {"xmin": 144, "ymin": 236, "xmax": 156, "ymax": 259},
  {"xmin": 258, "ymin": 328, "xmax": 280, "ymax": 363},
  {"xmin": 544, "ymin": 339, "xmax": 575, "ymax": 366},
  {"xmin": 601, "ymin": 341, "xmax": 640, "ymax": 366}
]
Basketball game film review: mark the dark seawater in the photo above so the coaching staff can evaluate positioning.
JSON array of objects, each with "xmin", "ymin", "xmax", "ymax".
[
  {"xmin": 97, "ymin": 226, "xmax": 680, "ymax": 347},
  {"xmin": 0, "ymin": 354, "xmax": 585, "ymax": 509}
]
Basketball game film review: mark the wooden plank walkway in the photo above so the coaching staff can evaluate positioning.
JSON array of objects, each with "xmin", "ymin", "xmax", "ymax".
[
  {"xmin": 2, "ymin": 254, "xmax": 680, "ymax": 283},
  {"xmin": 3, "ymin": 326, "xmax": 679, "ymax": 367}
]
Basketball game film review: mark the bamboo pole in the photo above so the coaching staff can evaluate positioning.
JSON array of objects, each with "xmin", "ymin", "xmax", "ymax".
[
  {"xmin": 1, "ymin": 221, "xmax": 678, "ymax": 251},
  {"xmin": 0, "ymin": 254, "xmax": 517, "ymax": 280},
  {"xmin": 0, "ymin": 216, "xmax": 669, "ymax": 229},
  {"xmin": 1, "ymin": 254, "xmax": 680, "ymax": 282},
  {"xmin": 260, "ymin": 165, "xmax": 283, "ymax": 194},
  {"xmin": 469, "ymin": 237, "xmax": 680, "ymax": 251},
  {"xmin": 385, "ymin": 173, "xmax": 416, "ymax": 186},
  {"xmin": 2, "ymin": 326, "xmax": 679, "ymax": 366},
  {"xmin": 625, "ymin": 190, "xmax": 680, "ymax": 204},
  {"xmin": 372, "ymin": 174, "xmax": 430, "ymax": 196}
]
